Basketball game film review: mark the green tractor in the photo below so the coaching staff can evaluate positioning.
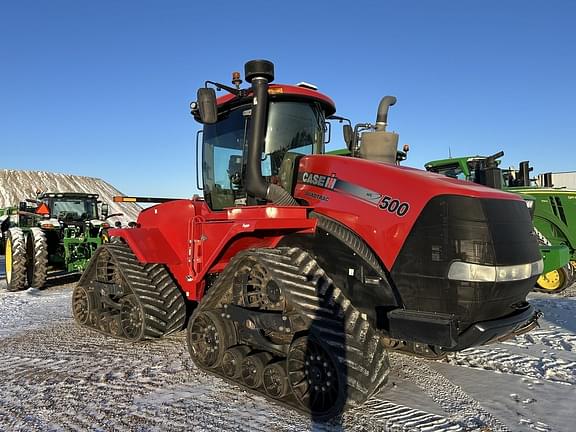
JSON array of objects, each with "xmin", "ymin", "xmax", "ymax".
[
  {"xmin": 425, "ymin": 152, "xmax": 575, "ymax": 294},
  {"xmin": 1, "ymin": 192, "xmax": 118, "ymax": 291}
]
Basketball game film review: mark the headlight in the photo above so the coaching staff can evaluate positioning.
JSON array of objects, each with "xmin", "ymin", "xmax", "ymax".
[{"xmin": 448, "ymin": 259, "xmax": 543, "ymax": 282}]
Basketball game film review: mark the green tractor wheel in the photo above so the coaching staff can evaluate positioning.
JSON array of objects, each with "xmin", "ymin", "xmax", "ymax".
[
  {"xmin": 5, "ymin": 228, "xmax": 28, "ymax": 291},
  {"xmin": 26, "ymin": 227, "xmax": 49, "ymax": 289},
  {"xmin": 535, "ymin": 264, "xmax": 574, "ymax": 294}
]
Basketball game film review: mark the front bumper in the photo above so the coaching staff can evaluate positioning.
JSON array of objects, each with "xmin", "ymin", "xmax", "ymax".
[{"xmin": 388, "ymin": 303, "xmax": 541, "ymax": 351}]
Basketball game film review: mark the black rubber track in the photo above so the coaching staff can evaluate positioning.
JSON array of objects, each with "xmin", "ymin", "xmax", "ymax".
[
  {"xmin": 187, "ymin": 246, "xmax": 390, "ymax": 418},
  {"xmin": 5, "ymin": 228, "xmax": 27, "ymax": 292},
  {"xmin": 26, "ymin": 227, "xmax": 48, "ymax": 289},
  {"xmin": 75, "ymin": 243, "xmax": 187, "ymax": 340}
]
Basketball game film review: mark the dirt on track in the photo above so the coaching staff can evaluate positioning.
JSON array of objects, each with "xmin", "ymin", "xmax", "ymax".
[{"xmin": 0, "ymin": 262, "xmax": 574, "ymax": 432}]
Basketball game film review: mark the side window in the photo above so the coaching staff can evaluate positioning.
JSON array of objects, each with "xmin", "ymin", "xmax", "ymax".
[{"xmin": 203, "ymin": 107, "xmax": 248, "ymax": 210}]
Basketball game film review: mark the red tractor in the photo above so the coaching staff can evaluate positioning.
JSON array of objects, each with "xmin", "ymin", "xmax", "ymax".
[{"xmin": 73, "ymin": 60, "xmax": 542, "ymax": 419}]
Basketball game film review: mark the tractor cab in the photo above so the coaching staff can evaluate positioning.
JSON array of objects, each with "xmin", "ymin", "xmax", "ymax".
[
  {"xmin": 425, "ymin": 151, "xmax": 506, "ymax": 189},
  {"xmin": 195, "ymin": 72, "xmax": 335, "ymax": 210},
  {"xmin": 36, "ymin": 192, "xmax": 100, "ymax": 224},
  {"xmin": 32, "ymin": 193, "xmax": 112, "ymax": 242}
]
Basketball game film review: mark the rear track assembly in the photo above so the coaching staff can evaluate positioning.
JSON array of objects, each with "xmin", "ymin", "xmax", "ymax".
[{"xmin": 72, "ymin": 243, "xmax": 187, "ymax": 341}]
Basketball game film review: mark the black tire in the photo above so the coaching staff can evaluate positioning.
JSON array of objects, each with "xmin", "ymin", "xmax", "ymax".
[
  {"xmin": 5, "ymin": 228, "xmax": 27, "ymax": 291},
  {"xmin": 535, "ymin": 264, "xmax": 573, "ymax": 294},
  {"xmin": 26, "ymin": 227, "xmax": 49, "ymax": 289}
]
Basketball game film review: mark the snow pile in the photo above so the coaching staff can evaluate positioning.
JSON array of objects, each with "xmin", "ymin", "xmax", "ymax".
[{"xmin": 0, "ymin": 169, "xmax": 141, "ymax": 224}]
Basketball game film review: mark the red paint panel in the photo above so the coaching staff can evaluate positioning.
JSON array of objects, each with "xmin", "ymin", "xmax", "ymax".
[
  {"xmin": 111, "ymin": 200, "xmax": 316, "ymax": 301},
  {"xmin": 110, "ymin": 227, "xmax": 180, "ymax": 265},
  {"xmin": 216, "ymin": 84, "xmax": 336, "ymax": 114}
]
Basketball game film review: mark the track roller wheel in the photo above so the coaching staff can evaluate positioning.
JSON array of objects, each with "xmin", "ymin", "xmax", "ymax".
[
  {"xmin": 72, "ymin": 285, "xmax": 94, "ymax": 325},
  {"xmin": 263, "ymin": 361, "xmax": 289, "ymax": 398},
  {"xmin": 241, "ymin": 352, "xmax": 273, "ymax": 389},
  {"xmin": 187, "ymin": 311, "xmax": 234, "ymax": 368},
  {"xmin": 222, "ymin": 345, "xmax": 251, "ymax": 379},
  {"xmin": 287, "ymin": 335, "xmax": 344, "ymax": 418},
  {"xmin": 4, "ymin": 228, "xmax": 27, "ymax": 291},
  {"xmin": 120, "ymin": 294, "xmax": 145, "ymax": 340},
  {"xmin": 26, "ymin": 227, "xmax": 48, "ymax": 289}
]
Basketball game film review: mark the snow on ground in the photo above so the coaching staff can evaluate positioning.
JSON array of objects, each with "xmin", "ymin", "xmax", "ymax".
[{"xmin": 1, "ymin": 255, "xmax": 575, "ymax": 431}]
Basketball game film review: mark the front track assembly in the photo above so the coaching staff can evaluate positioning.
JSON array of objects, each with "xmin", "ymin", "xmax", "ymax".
[
  {"xmin": 72, "ymin": 243, "xmax": 187, "ymax": 341},
  {"xmin": 186, "ymin": 247, "xmax": 391, "ymax": 420}
]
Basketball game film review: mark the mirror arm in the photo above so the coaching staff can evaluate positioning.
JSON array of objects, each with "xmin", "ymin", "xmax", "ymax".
[{"xmin": 204, "ymin": 80, "xmax": 247, "ymax": 97}]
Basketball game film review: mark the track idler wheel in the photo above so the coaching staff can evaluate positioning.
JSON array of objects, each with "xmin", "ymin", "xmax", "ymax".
[
  {"xmin": 119, "ymin": 294, "xmax": 145, "ymax": 340},
  {"xmin": 241, "ymin": 352, "xmax": 273, "ymax": 389},
  {"xmin": 287, "ymin": 335, "xmax": 344, "ymax": 417},
  {"xmin": 234, "ymin": 261, "xmax": 286, "ymax": 310},
  {"xmin": 188, "ymin": 311, "xmax": 234, "ymax": 368},
  {"xmin": 263, "ymin": 361, "xmax": 289, "ymax": 398},
  {"xmin": 222, "ymin": 345, "xmax": 251, "ymax": 379},
  {"xmin": 72, "ymin": 285, "xmax": 94, "ymax": 325}
]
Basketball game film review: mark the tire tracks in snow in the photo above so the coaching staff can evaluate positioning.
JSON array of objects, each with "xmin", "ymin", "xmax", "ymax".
[
  {"xmin": 0, "ymin": 320, "xmax": 472, "ymax": 432},
  {"xmin": 446, "ymin": 346, "xmax": 576, "ymax": 386},
  {"xmin": 389, "ymin": 354, "xmax": 510, "ymax": 432}
]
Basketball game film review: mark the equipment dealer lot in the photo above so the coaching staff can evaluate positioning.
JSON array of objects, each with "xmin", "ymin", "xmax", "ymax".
[{"xmin": 0, "ymin": 257, "xmax": 574, "ymax": 432}]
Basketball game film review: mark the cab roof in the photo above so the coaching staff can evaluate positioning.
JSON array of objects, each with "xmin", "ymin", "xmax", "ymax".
[
  {"xmin": 214, "ymin": 84, "xmax": 336, "ymax": 116},
  {"xmin": 39, "ymin": 192, "xmax": 99, "ymax": 200}
]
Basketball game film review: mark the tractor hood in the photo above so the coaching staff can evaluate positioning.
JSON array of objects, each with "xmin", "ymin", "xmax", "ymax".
[{"xmin": 294, "ymin": 154, "xmax": 535, "ymax": 270}]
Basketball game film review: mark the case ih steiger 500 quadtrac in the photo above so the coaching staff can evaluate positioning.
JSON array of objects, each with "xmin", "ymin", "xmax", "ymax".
[
  {"xmin": 73, "ymin": 60, "xmax": 543, "ymax": 419},
  {"xmin": 2, "ymin": 192, "xmax": 114, "ymax": 291},
  {"xmin": 425, "ymin": 152, "xmax": 576, "ymax": 294}
]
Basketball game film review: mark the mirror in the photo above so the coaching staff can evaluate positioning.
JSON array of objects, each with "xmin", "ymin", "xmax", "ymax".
[
  {"xmin": 197, "ymin": 88, "xmax": 218, "ymax": 124},
  {"xmin": 18, "ymin": 201, "xmax": 27, "ymax": 211},
  {"xmin": 324, "ymin": 121, "xmax": 331, "ymax": 144},
  {"xmin": 101, "ymin": 203, "xmax": 109, "ymax": 220},
  {"xmin": 343, "ymin": 125, "xmax": 353, "ymax": 150}
]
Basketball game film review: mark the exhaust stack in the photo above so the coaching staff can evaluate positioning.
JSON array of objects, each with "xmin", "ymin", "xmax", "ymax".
[
  {"xmin": 358, "ymin": 96, "xmax": 400, "ymax": 164},
  {"xmin": 244, "ymin": 60, "xmax": 298, "ymax": 206}
]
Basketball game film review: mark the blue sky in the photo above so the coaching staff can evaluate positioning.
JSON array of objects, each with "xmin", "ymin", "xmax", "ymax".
[{"xmin": 2, "ymin": 1, "xmax": 575, "ymax": 198}]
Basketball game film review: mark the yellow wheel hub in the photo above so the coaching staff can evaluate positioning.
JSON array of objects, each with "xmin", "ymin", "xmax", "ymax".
[
  {"xmin": 5, "ymin": 237, "xmax": 12, "ymax": 284},
  {"xmin": 537, "ymin": 269, "xmax": 565, "ymax": 291}
]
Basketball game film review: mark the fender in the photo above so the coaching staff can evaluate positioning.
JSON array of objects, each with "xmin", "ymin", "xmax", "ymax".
[{"xmin": 109, "ymin": 200, "xmax": 317, "ymax": 300}]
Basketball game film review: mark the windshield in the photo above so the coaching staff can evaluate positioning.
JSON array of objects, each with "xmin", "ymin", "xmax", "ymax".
[
  {"xmin": 50, "ymin": 198, "xmax": 98, "ymax": 221},
  {"xmin": 429, "ymin": 163, "xmax": 467, "ymax": 180},
  {"xmin": 202, "ymin": 101, "xmax": 325, "ymax": 210}
]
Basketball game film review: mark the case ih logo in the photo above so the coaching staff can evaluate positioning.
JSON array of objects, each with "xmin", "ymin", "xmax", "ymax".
[{"xmin": 301, "ymin": 172, "xmax": 337, "ymax": 190}]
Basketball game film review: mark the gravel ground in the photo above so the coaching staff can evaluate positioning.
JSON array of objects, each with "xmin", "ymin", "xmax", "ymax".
[{"xmin": 1, "ymin": 256, "xmax": 574, "ymax": 431}]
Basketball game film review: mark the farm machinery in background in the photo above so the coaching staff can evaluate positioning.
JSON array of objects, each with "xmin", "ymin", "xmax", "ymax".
[
  {"xmin": 72, "ymin": 60, "xmax": 542, "ymax": 419},
  {"xmin": 1, "ymin": 192, "xmax": 117, "ymax": 291},
  {"xmin": 425, "ymin": 153, "xmax": 576, "ymax": 293}
]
